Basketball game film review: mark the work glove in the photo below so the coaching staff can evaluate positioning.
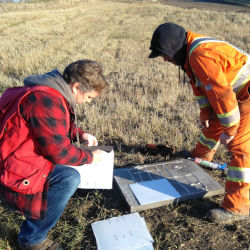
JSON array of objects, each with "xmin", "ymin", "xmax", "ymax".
[{"xmin": 201, "ymin": 120, "xmax": 209, "ymax": 128}]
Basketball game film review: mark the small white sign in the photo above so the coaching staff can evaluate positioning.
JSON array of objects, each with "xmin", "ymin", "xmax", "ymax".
[
  {"xmin": 129, "ymin": 178, "xmax": 181, "ymax": 205},
  {"xmin": 91, "ymin": 213, "xmax": 154, "ymax": 250}
]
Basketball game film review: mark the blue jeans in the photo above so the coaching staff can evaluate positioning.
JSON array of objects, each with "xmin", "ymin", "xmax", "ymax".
[{"xmin": 18, "ymin": 165, "xmax": 80, "ymax": 246}]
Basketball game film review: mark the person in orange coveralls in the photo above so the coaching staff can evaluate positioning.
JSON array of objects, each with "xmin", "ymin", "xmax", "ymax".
[{"xmin": 149, "ymin": 23, "xmax": 250, "ymax": 223}]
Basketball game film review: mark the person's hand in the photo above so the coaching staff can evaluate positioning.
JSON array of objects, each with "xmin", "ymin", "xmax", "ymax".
[
  {"xmin": 200, "ymin": 108, "xmax": 216, "ymax": 129},
  {"xmin": 92, "ymin": 149, "xmax": 105, "ymax": 163},
  {"xmin": 220, "ymin": 132, "xmax": 234, "ymax": 146},
  {"xmin": 201, "ymin": 120, "xmax": 209, "ymax": 128},
  {"xmin": 82, "ymin": 133, "xmax": 98, "ymax": 146}
]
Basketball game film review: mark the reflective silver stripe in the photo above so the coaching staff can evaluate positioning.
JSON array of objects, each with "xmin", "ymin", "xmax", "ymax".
[
  {"xmin": 199, "ymin": 134, "xmax": 219, "ymax": 150},
  {"xmin": 217, "ymin": 106, "xmax": 240, "ymax": 127},
  {"xmin": 189, "ymin": 37, "xmax": 219, "ymax": 56},
  {"xmin": 231, "ymin": 57, "xmax": 250, "ymax": 94},
  {"xmin": 190, "ymin": 37, "xmax": 215, "ymax": 50},
  {"xmin": 189, "ymin": 37, "xmax": 250, "ymax": 94},
  {"xmin": 190, "ymin": 38, "xmax": 250, "ymax": 95},
  {"xmin": 196, "ymin": 96, "xmax": 210, "ymax": 108},
  {"xmin": 227, "ymin": 166, "xmax": 250, "ymax": 183},
  {"xmin": 190, "ymin": 37, "xmax": 248, "ymax": 57}
]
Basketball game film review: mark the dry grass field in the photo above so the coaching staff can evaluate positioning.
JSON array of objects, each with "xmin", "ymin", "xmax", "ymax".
[{"xmin": 0, "ymin": 0, "xmax": 249, "ymax": 249}]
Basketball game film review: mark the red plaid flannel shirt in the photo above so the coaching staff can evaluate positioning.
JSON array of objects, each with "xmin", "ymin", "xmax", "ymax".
[
  {"xmin": 20, "ymin": 90, "xmax": 93, "ymax": 166},
  {"xmin": 0, "ymin": 89, "xmax": 93, "ymax": 219}
]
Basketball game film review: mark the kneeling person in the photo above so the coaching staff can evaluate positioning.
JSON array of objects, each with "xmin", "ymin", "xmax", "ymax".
[{"xmin": 0, "ymin": 60, "xmax": 108, "ymax": 249}]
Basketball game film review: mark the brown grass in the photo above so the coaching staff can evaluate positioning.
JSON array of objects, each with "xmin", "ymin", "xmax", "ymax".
[{"xmin": 0, "ymin": 0, "xmax": 249, "ymax": 249}]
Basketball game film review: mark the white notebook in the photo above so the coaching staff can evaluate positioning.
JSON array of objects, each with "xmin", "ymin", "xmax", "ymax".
[{"xmin": 57, "ymin": 150, "xmax": 114, "ymax": 189}]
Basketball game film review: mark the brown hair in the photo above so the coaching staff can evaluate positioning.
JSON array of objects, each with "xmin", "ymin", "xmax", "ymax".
[{"xmin": 63, "ymin": 60, "xmax": 108, "ymax": 93}]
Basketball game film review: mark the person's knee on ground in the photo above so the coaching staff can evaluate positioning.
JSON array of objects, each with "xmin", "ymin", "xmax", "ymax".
[{"xmin": 18, "ymin": 167, "xmax": 80, "ymax": 247}]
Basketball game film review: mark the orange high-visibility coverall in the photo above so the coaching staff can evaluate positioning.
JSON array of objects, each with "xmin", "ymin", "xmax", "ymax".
[{"xmin": 184, "ymin": 31, "xmax": 250, "ymax": 215}]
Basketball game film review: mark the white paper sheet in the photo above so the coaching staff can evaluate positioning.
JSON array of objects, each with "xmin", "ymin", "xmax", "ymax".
[
  {"xmin": 92, "ymin": 213, "xmax": 154, "ymax": 250},
  {"xmin": 129, "ymin": 178, "xmax": 181, "ymax": 205},
  {"xmin": 57, "ymin": 150, "xmax": 114, "ymax": 189}
]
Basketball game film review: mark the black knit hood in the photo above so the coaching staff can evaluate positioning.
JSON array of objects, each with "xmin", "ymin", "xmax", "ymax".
[{"xmin": 149, "ymin": 23, "xmax": 187, "ymax": 67}]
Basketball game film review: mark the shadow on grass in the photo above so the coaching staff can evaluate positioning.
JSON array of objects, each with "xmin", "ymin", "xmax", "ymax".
[
  {"xmin": 75, "ymin": 188, "xmax": 127, "ymax": 213},
  {"xmin": 175, "ymin": 197, "xmax": 221, "ymax": 220},
  {"xmin": 70, "ymin": 189, "xmax": 128, "ymax": 249},
  {"xmin": 103, "ymin": 137, "xmax": 191, "ymax": 161},
  {"xmin": 0, "ymin": 221, "xmax": 19, "ymax": 250}
]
